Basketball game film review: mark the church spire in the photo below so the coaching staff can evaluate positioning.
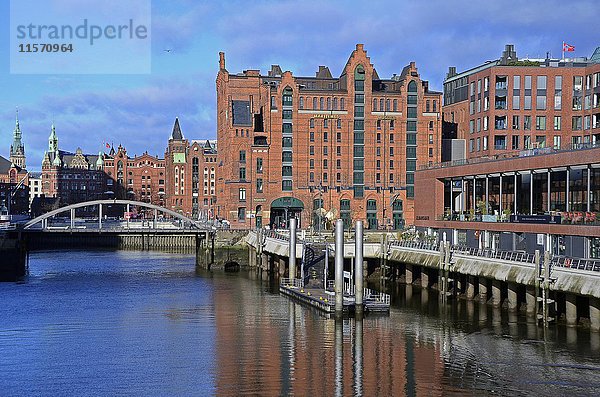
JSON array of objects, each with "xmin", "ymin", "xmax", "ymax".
[
  {"xmin": 10, "ymin": 109, "xmax": 26, "ymax": 169},
  {"xmin": 48, "ymin": 122, "xmax": 59, "ymax": 153},
  {"xmin": 171, "ymin": 117, "xmax": 184, "ymax": 140}
]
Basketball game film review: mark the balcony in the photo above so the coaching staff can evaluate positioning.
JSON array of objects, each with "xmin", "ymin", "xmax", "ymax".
[
  {"xmin": 253, "ymin": 136, "xmax": 268, "ymax": 147},
  {"xmin": 495, "ymin": 76, "xmax": 507, "ymax": 91},
  {"xmin": 494, "ymin": 96, "xmax": 507, "ymax": 110}
]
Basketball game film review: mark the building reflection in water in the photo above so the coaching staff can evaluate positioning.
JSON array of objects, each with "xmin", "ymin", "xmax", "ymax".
[
  {"xmin": 212, "ymin": 273, "xmax": 445, "ymax": 396},
  {"xmin": 212, "ymin": 273, "xmax": 600, "ymax": 396}
]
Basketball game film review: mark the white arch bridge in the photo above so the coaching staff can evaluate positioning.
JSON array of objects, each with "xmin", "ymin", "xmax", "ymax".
[
  {"xmin": 24, "ymin": 199, "xmax": 206, "ymax": 231},
  {"xmin": 19, "ymin": 200, "xmax": 221, "ymax": 267}
]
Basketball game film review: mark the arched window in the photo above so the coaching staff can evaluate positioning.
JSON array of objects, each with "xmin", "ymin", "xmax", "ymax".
[
  {"xmin": 354, "ymin": 65, "xmax": 365, "ymax": 91},
  {"xmin": 408, "ymin": 80, "xmax": 417, "ymax": 92},
  {"xmin": 320, "ymin": 97, "xmax": 324, "ymax": 110},
  {"xmin": 282, "ymin": 87, "xmax": 293, "ymax": 106},
  {"xmin": 326, "ymin": 97, "xmax": 331, "ymax": 110},
  {"xmin": 333, "ymin": 97, "xmax": 338, "ymax": 110},
  {"xmin": 299, "ymin": 97, "xmax": 304, "ymax": 109},
  {"xmin": 373, "ymin": 98, "xmax": 377, "ymax": 111},
  {"xmin": 380, "ymin": 98, "xmax": 384, "ymax": 110},
  {"xmin": 313, "ymin": 97, "xmax": 318, "ymax": 109}
]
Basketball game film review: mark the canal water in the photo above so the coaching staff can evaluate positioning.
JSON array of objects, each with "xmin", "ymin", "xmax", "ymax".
[{"xmin": 1, "ymin": 250, "xmax": 599, "ymax": 396}]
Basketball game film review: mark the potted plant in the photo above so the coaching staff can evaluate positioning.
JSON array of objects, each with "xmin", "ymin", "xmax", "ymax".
[{"xmin": 502, "ymin": 208, "xmax": 512, "ymax": 222}]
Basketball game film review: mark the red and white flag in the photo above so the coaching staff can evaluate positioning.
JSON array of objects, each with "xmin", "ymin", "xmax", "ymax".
[{"xmin": 563, "ymin": 42, "xmax": 575, "ymax": 52}]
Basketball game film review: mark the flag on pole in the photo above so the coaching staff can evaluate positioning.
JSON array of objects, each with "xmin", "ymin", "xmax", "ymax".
[
  {"xmin": 105, "ymin": 142, "xmax": 110, "ymax": 148},
  {"xmin": 563, "ymin": 42, "xmax": 575, "ymax": 52}
]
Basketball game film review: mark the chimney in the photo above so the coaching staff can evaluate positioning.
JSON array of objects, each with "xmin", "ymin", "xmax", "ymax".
[
  {"xmin": 447, "ymin": 66, "xmax": 457, "ymax": 79},
  {"xmin": 219, "ymin": 52, "xmax": 225, "ymax": 70},
  {"xmin": 356, "ymin": 43, "xmax": 364, "ymax": 51}
]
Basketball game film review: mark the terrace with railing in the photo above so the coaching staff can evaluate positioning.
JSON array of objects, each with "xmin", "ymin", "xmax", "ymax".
[
  {"xmin": 419, "ymin": 141, "xmax": 600, "ymax": 171},
  {"xmin": 437, "ymin": 211, "xmax": 600, "ymax": 226}
]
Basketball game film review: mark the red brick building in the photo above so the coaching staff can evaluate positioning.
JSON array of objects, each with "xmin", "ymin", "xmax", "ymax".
[
  {"xmin": 0, "ymin": 155, "xmax": 29, "ymax": 215},
  {"xmin": 41, "ymin": 124, "xmax": 106, "ymax": 205},
  {"xmin": 164, "ymin": 118, "xmax": 217, "ymax": 219},
  {"xmin": 443, "ymin": 44, "xmax": 600, "ymax": 159},
  {"xmin": 40, "ymin": 123, "xmax": 167, "ymax": 211},
  {"xmin": 414, "ymin": 45, "xmax": 600, "ymax": 259},
  {"xmin": 216, "ymin": 44, "xmax": 442, "ymax": 229},
  {"xmin": 103, "ymin": 145, "xmax": 166, "ymax": 206}
]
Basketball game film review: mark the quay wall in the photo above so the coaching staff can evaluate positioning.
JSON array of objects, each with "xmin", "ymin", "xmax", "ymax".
[{"xmin": 246, "ymin": 231, "xmax": 600, "ymax": 299}]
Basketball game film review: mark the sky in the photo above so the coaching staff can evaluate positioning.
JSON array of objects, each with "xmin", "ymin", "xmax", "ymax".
[{"xmin": 1, "ymin": 0, "xmax": 598, "ymax": 171}]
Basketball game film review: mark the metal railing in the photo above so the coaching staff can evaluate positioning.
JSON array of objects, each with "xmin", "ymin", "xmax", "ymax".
[
  {"xmin": 420, "ymin": 141, "xmax": 600, "ymax": 170},
  {"xmin": 450, "ymin": 245, "xmax": 537, "ymax": 264},
  {"xmin": 261, "ymin": 230, "xmax": 600, "ymax": 274},
  {"xmin": 280, "ymin": 278, "xmax": 304, "ymax": 288},
  {"xmin": 326, "ymin": 280, "xmax": 335, "ymax": 291},
  {"xmin": 332, "ymin": 281, "xmax": 391, "ymax": 305},
  {"xmin": 364, "ymin": 288, "xmax": 391, "ymax": 305},
  {"xmin": 263, "ymin": 230, "xmax": 290, "ymax": 241},
  {"xmin": 390, "ymin": 240, "xmax": 440, "ymax": 252},
  {"xmin": 437, "ymin": 211, "xmax": 600, "ymax": 226},
  {"xmin": 550, "ymin": 256, "xmax": 600, "ymax": 272}
]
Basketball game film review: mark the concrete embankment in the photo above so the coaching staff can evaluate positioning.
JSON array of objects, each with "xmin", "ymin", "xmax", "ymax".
[{"xmin": 0, "ymin": 236, "xmax": 27, "ymax": 281}]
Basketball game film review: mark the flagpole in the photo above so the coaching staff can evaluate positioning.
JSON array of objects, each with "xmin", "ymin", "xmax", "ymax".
[{"xmin": 562, "ymin": 41, "xmax": 565, "ymax": 60}]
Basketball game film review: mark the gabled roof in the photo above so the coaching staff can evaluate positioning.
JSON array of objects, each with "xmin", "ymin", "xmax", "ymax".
[
  {"xmin": 316, "ymin": 66, "xmax": 332, "ymax": 79},
  {"xmin": 191, "ymin": 139, "xmax": 217, "ymax": 153},
  {"xmin": 46, "ymin": 150, "xmax": 101, "ymax": 170},
  {"xmin": 0, "ymin": 155, "xmax": 18, "ymax": 174}
]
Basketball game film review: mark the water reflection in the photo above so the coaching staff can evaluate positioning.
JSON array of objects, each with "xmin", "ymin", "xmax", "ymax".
[
  {"xmin": 2, "ymin": 251, "xmax": 600, "ymax": 396},
  {"xmin": 334, "ymin": 317, "xmax": 343, "ymax": 397},
  {"xmin": 353, "ymin": 315, "xmax": 363, "ymax": 397}
]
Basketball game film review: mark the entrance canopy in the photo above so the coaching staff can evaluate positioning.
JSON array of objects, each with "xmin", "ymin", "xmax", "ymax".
[{"xmin": 271, "ymin": 197, "xmax": 304, "ymax": 209}]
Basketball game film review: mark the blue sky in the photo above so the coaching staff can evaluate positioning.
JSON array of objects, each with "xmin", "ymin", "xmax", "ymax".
[{"xmin": 1, "ymin": 0, "xmax": 598, "ymax": 171}]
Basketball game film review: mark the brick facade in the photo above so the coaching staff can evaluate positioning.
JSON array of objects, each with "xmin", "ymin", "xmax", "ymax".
[
  {"xmin": 216, "ymin": 44, "xmax": 442, "ymax": 229},
  {"xmin": 164, "ymin": 118, "xmax": 218, "ymax": 219},
  {"xmin": 443, "ymin": 44, "xmax": 600, "ymax": 159},
  {"xmin": 103, "ymin": 146, "xmax": 166, "ymax": 206}
]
